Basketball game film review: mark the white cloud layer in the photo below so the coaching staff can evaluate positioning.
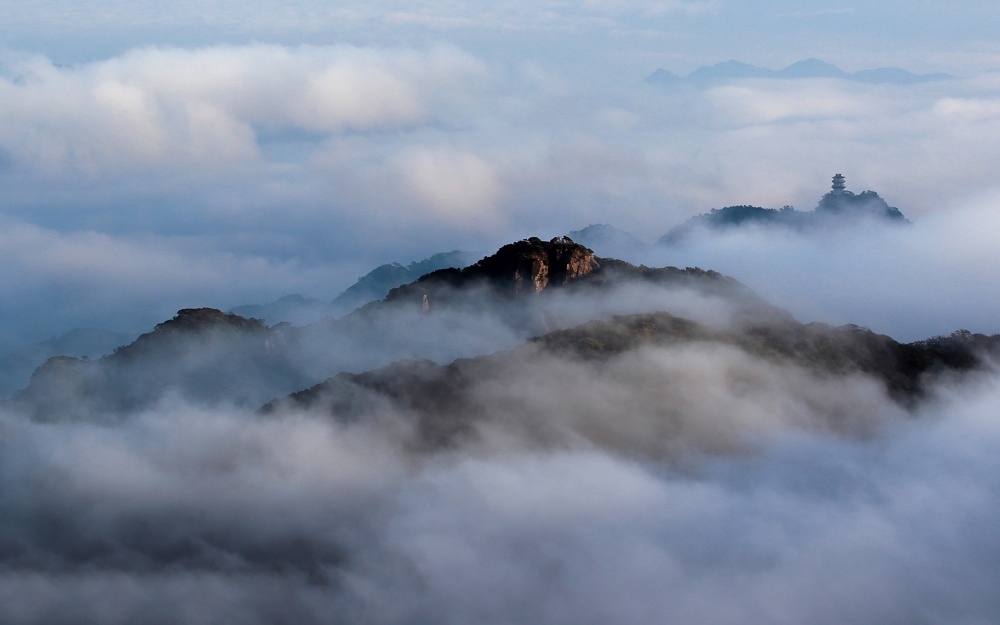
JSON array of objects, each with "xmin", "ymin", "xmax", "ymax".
[
  {"xmin": 0, "ymin": 45, "xmax": 484, "ymax": 176},
  {"xmin": 1, "ymin": 43, "xmax": 1000, "ymax": 342},
  {"xmin": 0, "ymin": 352, "xmax": 996, "ymax": 624},
  {"xmin": 631, "ymin": 192, "xmax": 1000, "ymax": 340}
]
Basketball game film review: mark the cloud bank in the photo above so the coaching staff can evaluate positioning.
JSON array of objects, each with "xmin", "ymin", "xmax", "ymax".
[
  {"xmin": 0, "ymin": 341, "xmax": 996, "ymax": 624},
  {"xmin": 0, "ymin": 44, "xmax": 484, "ymax": 175}
]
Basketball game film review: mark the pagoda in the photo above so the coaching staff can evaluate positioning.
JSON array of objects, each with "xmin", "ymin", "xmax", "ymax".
[{"xmin": 831, "ymin": 173, "xmax": 846, "ymax": 194}]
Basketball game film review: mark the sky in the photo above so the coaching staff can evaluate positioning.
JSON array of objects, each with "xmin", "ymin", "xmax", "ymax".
[{"xmin": 2, "ymin": 0, "xmax": 1000, "ymax": 342}]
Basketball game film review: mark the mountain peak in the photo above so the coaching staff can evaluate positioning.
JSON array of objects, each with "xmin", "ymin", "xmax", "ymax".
[
  {"xmin": 469, "ymin": 237, "xmax": 599, "ymax": 294},
  {"xmin": 154, "ymin": 308, "xmax": 268, "ymax": 334},
  {"xmin": 687, "ymin": 60, "xmax": 775, "ymax": 83},
  {"xmin": 777, "ymin": 58, "xmax": 850, "ymax": 79},
  {"xmin": 375, "ymin": 237, "xmax": 600, "ymax": 313},
  {"xmin": 659, "ymin": 176, "xmax": 908, "ymax": 245},
  {"xmin": 646, "ymin": 58, "xmax": 955, "ymax": 87},
  {"xmin": 644, "ymin": 68, "xmax": 682, "ymax": 86},
  {"xmin": 816, "ymin": 189, "xmax": 907, "ymax": 220}
]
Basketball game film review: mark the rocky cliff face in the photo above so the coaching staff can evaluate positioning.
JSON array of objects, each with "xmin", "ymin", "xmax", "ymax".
[
  {"xmin": 384, "ymin": 237, "xmax": 599, "ymax": 306},
  {"xmin": 340, "ymin": 236, "xmax": 783, "ymax": 332},
  {"xmin": 474, "ymin": 237, "xmax": 600, "ymax": 294}
]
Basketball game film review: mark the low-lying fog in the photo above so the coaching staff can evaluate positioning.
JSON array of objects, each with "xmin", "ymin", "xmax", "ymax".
[{"xmin": 0, "ymin": 341, "xmax": 996, "ymax": 624}]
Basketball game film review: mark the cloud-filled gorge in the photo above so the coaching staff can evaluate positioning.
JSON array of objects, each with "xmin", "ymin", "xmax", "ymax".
[{"xmin": 3, "ymin": 6, "xmax": 1000, "ymax": 622}]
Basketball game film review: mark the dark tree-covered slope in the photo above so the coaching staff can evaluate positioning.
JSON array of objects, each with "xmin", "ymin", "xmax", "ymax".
[
  {"xmin": 263, "ymin": 312, "xmax": 1000, "ymax": 451},
  {"xmin": 8, "ymin": 309, "xmax": 309, "ymax": 421},
  {"xmin": 7, "ymin": 238, "xmax": 779, "ymax": 420},
  {"xmin": 660, "ymin": 189, "xmax": 908, "ymax": 245}
]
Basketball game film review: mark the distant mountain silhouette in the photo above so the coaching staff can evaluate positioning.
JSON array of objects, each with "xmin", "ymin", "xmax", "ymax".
[
  {"xmin": 660, "ymin": 177, "xmax": 908, "ymax": 245},
  {"xmin": 816, "ymin": 189, "xmax": 907, "ymax": 218},
  {"xmin": 777, "ymin": 58, "xmax": 851, "ymax": 79},
  {"xmin": 229, "ymin": 294, "xmax": 330, "ymax": 327},
  {"xmin": 645, "ymin": 58, "xmax": 954, "ymax": 87},
  {"xmin": 0, "ymin": 328, "xmax": 133, "ymax": 399},
  {"xmin": 230, "ymin": 250, "xmax": 477, "ymax": 325},
  {"xmin": 644, "ymin": 68, "xmax": 682, "ymax": 85},
  {"xmin": 853, "ymin": 67, "xmax": 953, "ymax": 84},
  {"xmin": 686, "ymin": 60, "xmax": 775, "ymax": 83},
  {"xmin": 333, "ymin": 250, "xmax": 479, "ymax": 311},
  {"xmin": 566, "ymin": 224, "xmax": 648, "ymax": 257}
]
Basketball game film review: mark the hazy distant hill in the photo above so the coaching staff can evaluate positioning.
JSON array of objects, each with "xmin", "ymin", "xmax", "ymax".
[
  {"xmin": 566, "ymin": 224, "xmax": 648, "ymax": 258},
  {"xmin": 777, "ymin": 58, "xmax": 852, "ymax": 79},
  {"xmin": 331, "ymin": 250, "xmax": 478, "ymax": 313},
  {"xmin": 0, "ymin": 328, "xmax": 133, "ymax": 399},
  {"xmin": 646, "ymin": 58, "xmax": 954, "ymax": 87},
  {"xmin": 228, "ymin": 294, "xmax": 331, "ymax": 327},
  {"xmin": 230, "ymin": 250, "xmax": 477, "ymax": 325},
  {"xmin": 660, "ymin": 183, "xmax": 909, "ymax": 245}
]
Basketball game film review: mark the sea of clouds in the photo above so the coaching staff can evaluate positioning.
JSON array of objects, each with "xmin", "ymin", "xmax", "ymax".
[
  {"xmin": 0, "ymin": 341, "xmax": 997, "ymax": 624},
  {"xmin": 1, "ymin": 3, "xmax": 999, "ymax": 621}
]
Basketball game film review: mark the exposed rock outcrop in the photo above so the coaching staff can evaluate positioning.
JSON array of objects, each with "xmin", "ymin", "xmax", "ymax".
[
  {"xmin": 384, "ymin": 237, "xmax": 599, "ymax": 306},
  {"xmin": 476, "ymin": 236, "xmax": 600, "ymax": 293}
]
